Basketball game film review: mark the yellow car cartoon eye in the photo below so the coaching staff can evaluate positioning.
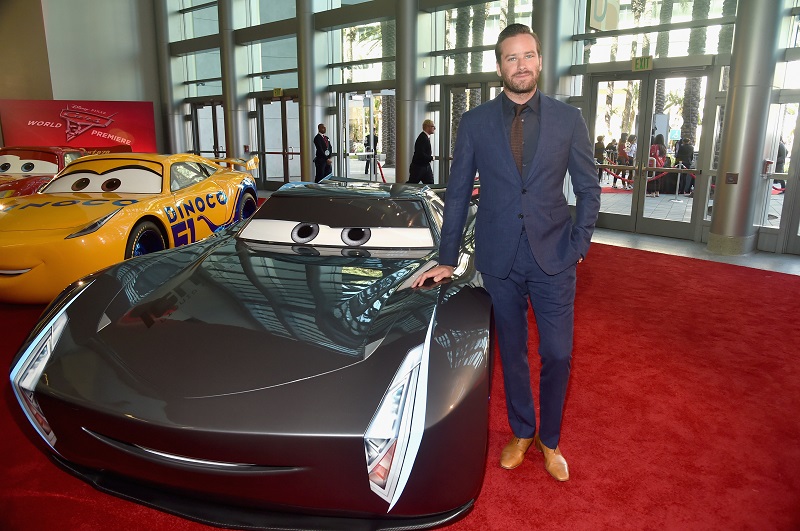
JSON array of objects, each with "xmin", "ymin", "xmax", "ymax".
[
  {"xmin": 72, "ymin": 178, "xmax": 91, "ymax": 191},
  {"xmin": 102, "ymin": 178, "xmax": 122, "ymax": 192}
]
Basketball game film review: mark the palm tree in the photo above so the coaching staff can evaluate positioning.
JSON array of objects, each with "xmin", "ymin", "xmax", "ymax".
[
  {"xmin": 713, "ymin": 0, "xmax": 737, "ymax": 167},
  {"xmin": 504, "ymin": 0, "xmax": 516, "ymax": 26},
  {"xmin": 450, "ymin": 6, "xmax": 471, "ymax": 155},
  {"xmin": 381, "ymin": 20, "xmax": 396, "ymax": 167},
  {"xmin": 605, "ymin": 37, "xmax": 619, "ymax": 135},
  {"xmin": 681, "ymin": 0, "xmax": 711, "ymax": 142},
  {"xmin": 622, "ymin": 0, "xmax": 646, "ymax": 136},
  {"xmin": 469, "ymin": 4, "xmax": 487, "ymax": 111},
  {"xmin": 654, "ymin": 0, "xmax": 675, "ymax": 115}
]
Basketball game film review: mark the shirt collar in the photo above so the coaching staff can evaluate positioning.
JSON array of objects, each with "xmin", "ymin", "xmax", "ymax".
[{"xmin": 502, "ymin": 89, "xmax": 541, "ymax": 115}]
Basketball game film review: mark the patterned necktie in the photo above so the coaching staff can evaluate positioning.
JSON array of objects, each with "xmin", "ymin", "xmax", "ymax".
[{"xmin": 511, "ymin": 103, "xmax": 525, "ymax": 175}]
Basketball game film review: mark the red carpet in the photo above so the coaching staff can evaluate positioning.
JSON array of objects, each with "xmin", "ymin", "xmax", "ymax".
[{"xmin": 2, "ymin": 244, "xmax": 800, "ymax": 530}]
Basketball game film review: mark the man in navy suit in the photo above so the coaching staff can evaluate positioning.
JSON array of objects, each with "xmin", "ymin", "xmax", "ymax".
[
  {"xmin": 314, "ymin": 123, "xmax": 332, "ymax": 183},
  {"xmin": 413, "ymin": 24, "xmax": 600, "ymax": 482},
  {"xmin": 409, "ymin": 119, "xmax": 436, "ymax": 184}
]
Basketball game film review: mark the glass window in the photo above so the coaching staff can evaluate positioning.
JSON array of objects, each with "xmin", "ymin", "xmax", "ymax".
[
  {"xmin": 318, "ymin": 0, "xmax": 373, "ymax": 11},
  {"xmin": 170, "ymin": 1, "xmax": 219, "ymax": 42},
  {"xmin": 171, "ymin": 162, "xmax": 208, "ymax": 191},
  {"xmin": 582, "ymin": 0, "xmax": 736, "ymax": 65},
  {"xmin": 246, "ymin": 0, "xmax": 296, "ymax": 24},
  {"xmin": 247, "ymin": 37, "xmax": 298, "ymax": 91}
]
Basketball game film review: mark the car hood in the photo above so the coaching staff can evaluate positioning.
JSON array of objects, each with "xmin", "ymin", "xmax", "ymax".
[
  {"xmin": 50, "ymin": 236, "xmax": 436, "ymax": 402},
  {"xmin": 0, "ymin": 172, "xmax": 53, "ymax": 181},
  {"xmin": 0, "ymin": 192, "xmax": 139, "ymax": 231}
]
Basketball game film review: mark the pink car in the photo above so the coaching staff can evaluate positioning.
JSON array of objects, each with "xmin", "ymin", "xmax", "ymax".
[{"xmin": 0, "ymin": 146, "xmax": 87, "ymax": 198}]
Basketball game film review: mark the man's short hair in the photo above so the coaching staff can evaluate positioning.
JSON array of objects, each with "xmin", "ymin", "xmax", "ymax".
[
  {"xmin": 422, "ymin": 119, "xmax": 434, "ymax": 128},
  {"xmin": 495, "ymin": 23, "xmax": 542, "ymax": 64}
]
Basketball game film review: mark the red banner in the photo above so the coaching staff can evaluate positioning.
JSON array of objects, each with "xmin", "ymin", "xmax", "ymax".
[{"xmin": 0, "ymin": 99, "xmax": 157, "ymax": 152}]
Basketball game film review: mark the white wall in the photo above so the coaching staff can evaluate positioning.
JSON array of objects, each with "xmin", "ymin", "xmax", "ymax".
[{"xmin": 41, "ymin": 0, "xmax": 164, "ymax": 150}]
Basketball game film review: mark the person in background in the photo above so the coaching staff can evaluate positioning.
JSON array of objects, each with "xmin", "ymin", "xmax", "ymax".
[
  {"xmin": 364, "ymin": 130, "xmax": 378, "ymax": 175},
  {"xmin": 408, "ymin": 119, "xmax": 435, "ymax": 184},
  {"xmin": 313, "ymin": 123, "xmax": 332, "ymax": 183},
  {"xmin": 647, "ymin": 134, "xmax": 667, "ymax": 197},
  {"xmin": 625, "ymin": 134, "xmax": 637, "ymax": 190},
  {"xmin": 614, "ymin": 133, "xmax": 629, "ymax": 189},
  {"xmin": 676, "ymin": 136, "xmax": 695, "ymax": 195},
  {"xmin": 412, "ymin": 23, "xmax": 601, "ymax": 483},
  {"xmin": 606, "ymin": 138, "xmax": 618, "ymax": 165},
  {"xmin": 594, "ymin": 135, "xmax": 606, "ymax": 183},
  {"xmin": 776, "ymin": 137, "xmax": 787, "ymax": 194}
]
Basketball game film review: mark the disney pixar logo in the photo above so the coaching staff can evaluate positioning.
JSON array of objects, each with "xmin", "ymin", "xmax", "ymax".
[{"xmin": 59, "ymin": 105, "xmax": 116, "ymax": 142}]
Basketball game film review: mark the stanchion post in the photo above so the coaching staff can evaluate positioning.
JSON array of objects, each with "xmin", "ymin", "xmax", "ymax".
[{"xmin": 671, "ymin": 162, "xmax": 684, "ymax": 203}]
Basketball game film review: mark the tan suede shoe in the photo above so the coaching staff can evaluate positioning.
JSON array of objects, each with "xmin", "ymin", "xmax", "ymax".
[
  {"xmin": 500, "ymin": 436, "xmax": 534, "ymax": 470},
  {"xmin": 534, "ymin": 434, "xmax": 569, "ymax": 481}
]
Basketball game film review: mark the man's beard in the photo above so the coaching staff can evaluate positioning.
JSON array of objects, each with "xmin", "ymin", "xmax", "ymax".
[{"xmin": 503, "ymin": 71, "xmax": 538, "ymax": 94}]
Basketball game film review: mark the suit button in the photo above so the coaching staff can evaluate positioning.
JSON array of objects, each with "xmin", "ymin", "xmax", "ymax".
[
  {"xmin": 518, "ymin": 214, "xmax": 524, "ymax": 219},
  {"xmin": 522, "ymin": 189, "xmax": 527, "ymax": 194}
]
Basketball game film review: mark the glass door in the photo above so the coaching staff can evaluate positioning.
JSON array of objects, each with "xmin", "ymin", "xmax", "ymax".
[
  {"xmin": 777, "ymin": 103, "xmax": 800, "ymax": 255},
  {"xmin": 258, "ymin": 95, "xmax": 300, "ymax": 184},
  {"xmin": 442, "ymin": 82, "xmax": 502, "ymax": 183},
  {"xmin": 341, "ymin": 91, "xmax": 392, "ymax": 182},
  {"xmin": 590, "ymin": 70, "xmax": 709, "ymax": 240},
  {"xmin": 190, "ymin": 102, "xmax": 225, "ymax": 158}
]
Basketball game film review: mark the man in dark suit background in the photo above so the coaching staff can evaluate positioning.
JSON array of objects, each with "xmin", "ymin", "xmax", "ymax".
[
  {"xmin": 313, "ymin": 123, "xmax": 332, "ymax": 183},
  {"xmin": 364, "ymin": 130, "xmax": 378, "ymax": 174},
  {"xmin": 408, "ymin": 119, "xmax": 435, "ymax": 184},
  {"xmin": 413, "ymin": 24, "xmax": 601, "ymax": 482}
]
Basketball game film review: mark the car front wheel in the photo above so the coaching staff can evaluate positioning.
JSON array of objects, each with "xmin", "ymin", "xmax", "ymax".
[
  {"xmin": 125, "ymin": 221, "xmax": 166, "ymax": 259},
  {"xmin": 238, "ymin": 191, "xmax": 257, "ymax": 221}
]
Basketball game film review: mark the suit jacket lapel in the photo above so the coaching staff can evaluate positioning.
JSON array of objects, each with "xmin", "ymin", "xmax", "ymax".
[
  {"xmin": 487, "ymin": 95, "xmax": 520, "ymax": 180},
  {"xmin": 524, "ymin": 93, "xmax": 551, "ymax": 184}
]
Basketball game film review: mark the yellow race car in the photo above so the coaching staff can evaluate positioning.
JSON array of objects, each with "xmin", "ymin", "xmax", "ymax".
[{"xmin": 0, "ymin": 152, "xmax": 259, "ymax": 304}]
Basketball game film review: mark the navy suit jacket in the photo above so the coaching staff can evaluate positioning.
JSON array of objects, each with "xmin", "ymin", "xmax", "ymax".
[{"xmin": 439, "ymin": 92, "xmax": 601, "ymax": 277}]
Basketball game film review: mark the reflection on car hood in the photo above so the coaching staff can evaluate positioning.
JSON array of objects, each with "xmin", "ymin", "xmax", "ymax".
[
  {"xmin": 0, "ymin": 192, "xmax": 135, "ymax": 231},
  {"xmin": 59, "ymin": 237, "xmax": 436, "ymax": 400}
]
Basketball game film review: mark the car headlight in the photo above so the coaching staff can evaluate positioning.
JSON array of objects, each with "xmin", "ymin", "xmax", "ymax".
[
  {"xmin": 364, "ymin": 311, "xmax": 435, "ymax": 510},
  {"xmin": 66, "ymin": 208, "xmax": 121, "ymax": 239},
  {"xmin": 10, "ymin": 280, "xmax": 92, "ymax": 450}
]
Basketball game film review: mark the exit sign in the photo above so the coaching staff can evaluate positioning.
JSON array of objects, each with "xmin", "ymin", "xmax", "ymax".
[{"xmin": 632, "ymin": 56, "xmax": 653, "ymax": 72}]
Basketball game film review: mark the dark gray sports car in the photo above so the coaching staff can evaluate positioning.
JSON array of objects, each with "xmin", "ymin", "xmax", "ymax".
[{"xmin": 10, "ymin": 182, "xmax": 492, "ymax": 530}]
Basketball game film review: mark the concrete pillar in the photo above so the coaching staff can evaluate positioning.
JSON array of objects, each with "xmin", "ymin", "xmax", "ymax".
[
  {"xmin": 153, "ymin": 0, "xmax": 184, "ymax": 153},
  {"xmin": 708, "ymin": 0, "xmax": 783, "ymax": 255},
  {"xmin": 530, "ymin": 0, "xmax": 564, "ymax": 98},
  {"xmin": 296, "ymin": 0, "xmax": 324, "ymax": 182},
  {"xmin": 219, "ymin": 0, "xmax": 248, "ymax": 159},
  {"xmin": 395, "ymin": 0, "xmax": 418, "ymax": 183}
]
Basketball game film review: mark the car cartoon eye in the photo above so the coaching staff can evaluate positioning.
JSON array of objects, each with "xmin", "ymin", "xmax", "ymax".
[
  {"xmin": 44, "ymin": 168, "xmax": 163, "ymax": 194},
  {"xmin": 101, "ymin": 178, "xmax": 122, "ymax": 192},
  {"xmin": 71, "ymin": 177, "xmax": 91, "ymax": 191}
]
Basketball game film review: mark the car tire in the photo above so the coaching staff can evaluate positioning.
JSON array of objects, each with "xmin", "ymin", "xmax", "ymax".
[
  {"xmin": 238, "ymin": 191, "xmax": 257, "ymax": 221},
  {"xmin": 125, "ymin": 221, "xmax": 166, "ymax": 259}
]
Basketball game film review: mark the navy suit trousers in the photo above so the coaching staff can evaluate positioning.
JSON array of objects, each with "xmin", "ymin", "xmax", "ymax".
[{"xmin": 482, "ymin": 230, "xmax": 575, "ymax": 449}]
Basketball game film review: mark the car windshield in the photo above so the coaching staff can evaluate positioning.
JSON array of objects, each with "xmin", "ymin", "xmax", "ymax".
[
  {"xmin": 43, "ymin": 166, "xmax": 163, "ymax": 194},
  {"xmin": 0, "ymin": 151, "xmax": 59, "ymax": 174},
  {"xmin": 239, "ymin": 195, "xmax": 435, "ymax": 249}
]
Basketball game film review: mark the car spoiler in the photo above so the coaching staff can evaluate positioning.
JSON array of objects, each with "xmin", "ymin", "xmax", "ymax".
[{"xmin": 210, "ymin": 155, "xmax": 259, "ymax": 170}]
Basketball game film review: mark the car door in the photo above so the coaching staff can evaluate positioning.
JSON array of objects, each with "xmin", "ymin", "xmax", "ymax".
[{"xmin": 168, "ymin": 161, "xmax": 236, "ymax": 247}]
